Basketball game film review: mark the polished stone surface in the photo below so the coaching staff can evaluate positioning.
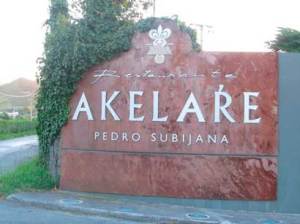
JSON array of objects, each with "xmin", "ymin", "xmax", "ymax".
[
  {"xmin": 60, "ymin": 20, "xmax": 278, "ymax": 200},
  {"xmin": 61, "ymin": 151, "xmax": 277, "ymax": 200}
]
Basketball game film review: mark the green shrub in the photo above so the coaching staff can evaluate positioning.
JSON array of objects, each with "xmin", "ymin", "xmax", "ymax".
[
  {"xmin": 0, "ymin": 119, "xmax": 37, "ymax": 140},
  {"xmin": 0, "ymin": 112, "xmax": 9, "ymax": 120}
]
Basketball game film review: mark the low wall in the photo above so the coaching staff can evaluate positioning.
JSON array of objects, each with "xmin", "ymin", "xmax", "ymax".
[
  {"xmin": 50, "ymin": 52, "xmax": 300, "ymax": 213},
  {"xmin": 157, "ymin": 53, "xmax": 299, "ymax": 213}
]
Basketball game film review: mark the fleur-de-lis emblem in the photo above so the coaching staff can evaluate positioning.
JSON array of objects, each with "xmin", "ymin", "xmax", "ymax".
[{"xmin": 147, "ymin": 25, "xmax": 172, "ymax": 64}]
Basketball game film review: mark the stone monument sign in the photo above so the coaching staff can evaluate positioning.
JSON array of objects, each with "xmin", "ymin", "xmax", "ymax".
[{"xmin": 60, "ymin": 20, "xmax": 278, "ymax": 200}]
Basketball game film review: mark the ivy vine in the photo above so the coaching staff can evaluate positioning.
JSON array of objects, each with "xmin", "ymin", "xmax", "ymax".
[{"xmin": 37, "ymin": 0, "xmax": 200, "ymax": 165}]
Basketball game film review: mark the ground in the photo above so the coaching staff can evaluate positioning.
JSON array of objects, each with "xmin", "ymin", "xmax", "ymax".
[
  {"xmin": 4, "ymin": 191, "xmax": 300, "ymax": 224},
  {"xmin": 0, "ymin": 200, "xmax": 142, "ymax": 224},
  {"xmin": 0, "ymin": 135, "xmax": 37, "ymax": 175},
  {"xmin": 0, "ymin": 136, "xmax": 299, "ymax": 224}
]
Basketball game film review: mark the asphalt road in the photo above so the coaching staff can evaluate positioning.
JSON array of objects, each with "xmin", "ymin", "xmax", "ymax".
[{"xmin": 0, "ymin": 135, "xmax": 38, "ymax": 174}]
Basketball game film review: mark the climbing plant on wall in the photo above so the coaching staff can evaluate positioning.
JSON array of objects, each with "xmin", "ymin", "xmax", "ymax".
[{"xmin": 37, "ymin": 0, "xmax": 199, "ymax": 165}]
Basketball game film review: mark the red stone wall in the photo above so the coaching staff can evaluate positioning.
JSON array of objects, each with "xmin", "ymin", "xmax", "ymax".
[{"xmin": 60, "ymin": 20, "xmax": 278, "ymax": 200}]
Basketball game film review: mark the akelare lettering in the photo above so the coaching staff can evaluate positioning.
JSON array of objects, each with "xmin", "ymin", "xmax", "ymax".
[{"xmin": 72, "ymin": 84, "xmax": 261, "ymax": 124}]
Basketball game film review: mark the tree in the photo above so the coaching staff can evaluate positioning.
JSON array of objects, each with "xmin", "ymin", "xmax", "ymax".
[
  {"xmin": 47, "ymin": 0, "xmax": 69, "ymax": 31},
  {"xmin": 36, "ymin": 0, "xmax": 151, "ymax": 164},
  {"xmin": 267, "ymin": 27, "xmax": 300, "ymax": 52},
  {"xmin": 37, "ymin": 0, "xmax": 196, "ymax": 166}
]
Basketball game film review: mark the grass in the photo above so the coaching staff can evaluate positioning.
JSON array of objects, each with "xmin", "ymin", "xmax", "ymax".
[
  {"xmin": 0, "ymin": 131, "xmax": 36, "ymax": 140},
  {"xmin": 0, "ymin": 119, "xmax": 37, "ymax": 140},
  {"xmin": 0, "ymin": 158, "xmax": 55, "ymax": 196}
]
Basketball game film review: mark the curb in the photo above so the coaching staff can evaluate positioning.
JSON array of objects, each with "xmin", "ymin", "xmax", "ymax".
[{"xmin": 7, "ymin": 193, "xmax": 218, "ymax": 224}]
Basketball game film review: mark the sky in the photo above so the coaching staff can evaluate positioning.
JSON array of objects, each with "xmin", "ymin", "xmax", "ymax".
[{"xmin": 0, "ymin": 0, "xmax": 299, "ymax": 85}]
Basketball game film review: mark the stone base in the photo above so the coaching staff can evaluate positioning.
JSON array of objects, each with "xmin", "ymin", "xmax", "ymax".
[
  {"xmin": 49, "ymin": 137, "xmax": 61, "ymax": 184},
  {"xmin": 60, "ymin": 150, "xmax": 277, "ymax": 200}
]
